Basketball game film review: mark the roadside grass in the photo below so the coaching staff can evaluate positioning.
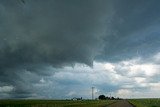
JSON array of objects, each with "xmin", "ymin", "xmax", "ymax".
[
  {"xmin": 0, "ymin": 99, "xmax": 116, "ymax": 107},
  {"xmin": 129, "ymin": 98, "xmax": 160, "ymax": 107}
]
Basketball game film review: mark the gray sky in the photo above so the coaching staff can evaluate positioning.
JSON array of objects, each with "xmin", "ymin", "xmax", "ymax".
[{"xmin": 0, "ymin": 0, "xmax": 160, "ymax": 99}]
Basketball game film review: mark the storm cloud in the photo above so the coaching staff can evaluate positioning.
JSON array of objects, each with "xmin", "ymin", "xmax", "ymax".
[
  {"xmin": 0, "ymin": 0, "xmax": 110, "ymax": 98},
  {"xmin": 0, "ymin": 0, "xmax": 160, "ymax": 99},
  {"xmin": 97, "ymin": 0, "xmax": 160, "ymax": 61},
  {"xmin": 0, "ymin": 0, "xmax": 108, "ymax": 67}
]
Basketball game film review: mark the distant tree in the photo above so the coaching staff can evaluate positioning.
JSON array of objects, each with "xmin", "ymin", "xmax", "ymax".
[
  {"xmin": 111, "ymin": 97, "xmax": 115, "ymax": 100},
  {"xmin": 106, "ymin": 96, "xmax": 110, "ymax": 100},
  {"xmin": 98, "ymin": 95, "xmax": 106, "ymax": 100}
]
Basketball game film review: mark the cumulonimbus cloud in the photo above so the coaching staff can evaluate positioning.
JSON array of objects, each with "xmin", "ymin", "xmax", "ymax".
[{"xmin": 0, "ymin": 0, "xmax": 160, "ymax": 98}]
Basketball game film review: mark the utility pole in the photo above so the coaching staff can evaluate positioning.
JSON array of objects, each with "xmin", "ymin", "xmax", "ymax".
[{"xmin": 92, "ymin": 87, "xmax": 95, "ymax": 100}]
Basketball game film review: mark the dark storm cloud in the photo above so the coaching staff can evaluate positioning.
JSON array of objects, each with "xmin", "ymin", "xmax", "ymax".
[
  {"xmin": 0, "ymin": 0, "xmax": 108, "ymax": 68},
  {"xmin": 1, "ymin": 0, "xmax": 160, "ymax": 69},
  {"xmin": 97, "ymin": 0, "xmax": 160, "ymax": 62},
  {"xmin": 0, "ymin": 0, "xmax": 110, "ymax": 98}
]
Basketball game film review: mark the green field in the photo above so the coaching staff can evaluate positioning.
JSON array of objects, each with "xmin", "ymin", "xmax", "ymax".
[
  {"xmin": 129, "ymin": 98, "xmax": 160, "ymax": 107},
  {"xmin": 0, "ymin": 100, "xmax": 116, "ymax": 107}
]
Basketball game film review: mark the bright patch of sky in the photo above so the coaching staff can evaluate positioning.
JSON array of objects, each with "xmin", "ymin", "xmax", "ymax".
[{"xmin": 19, "ymin": 52, "xmax": 159, "ymax": 99}]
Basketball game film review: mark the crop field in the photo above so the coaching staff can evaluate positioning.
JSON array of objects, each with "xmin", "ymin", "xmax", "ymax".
[
  {"xmin": 129, "ymin": 98, "xmax": 160, "ymax": 107},
  {"xmin": 0, "ymin": 100, "xmax": 116, "ymax": 107}
]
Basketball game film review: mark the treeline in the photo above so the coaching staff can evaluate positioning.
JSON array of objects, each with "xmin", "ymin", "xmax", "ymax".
[{"xmin": 98, "ymin": 95, "xmax": 122, "ymax": 100}]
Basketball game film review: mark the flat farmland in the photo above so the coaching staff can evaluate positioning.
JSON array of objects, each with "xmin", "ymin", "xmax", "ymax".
[
  {"xmin": 129, "ymin": 98, "xmax": 160, "ymax": 107},
  {"xmin": 1, "ymin": 99, "xmax": 159, "ymax": 107},
  {"xmin": 0, "ymin": 100, "xmax": 116, "ymax": 107}
]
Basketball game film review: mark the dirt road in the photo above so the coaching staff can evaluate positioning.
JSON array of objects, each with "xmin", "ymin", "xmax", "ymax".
[{"xmin": 107, "ymin": 100, "xmax": 134, "ymax": 107}]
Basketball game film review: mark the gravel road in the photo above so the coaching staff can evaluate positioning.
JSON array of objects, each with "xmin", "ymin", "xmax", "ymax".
[{"xmin": 106, "ymin": 100, "xmax": 134, "ymax": 107}]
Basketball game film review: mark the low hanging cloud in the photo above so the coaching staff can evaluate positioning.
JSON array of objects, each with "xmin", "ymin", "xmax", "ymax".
[
  {"xmin": 0, "ymin": 86, "xmax": 14, "ymax": 93},
  {"xmin": 0, "ymin": 53, "xmax": 160, "ymax": 99},
  {"xmin": 29, "ymin": 55, "xmax": 160, "ymax": 99}
]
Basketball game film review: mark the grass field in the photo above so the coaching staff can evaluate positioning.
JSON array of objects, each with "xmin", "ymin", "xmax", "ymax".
[
  {"xmin": 0, "ymin": 99, "xmax": 116, "ymax": 107},
  {"xmin": 129, "ymin": 98, "xmax": 160, "ymax": 107}
]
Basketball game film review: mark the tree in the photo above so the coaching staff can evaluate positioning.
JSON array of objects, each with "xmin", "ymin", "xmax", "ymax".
[
  {"xmin": 98, "ymin": 95, "xmax": 106, "ymax": 100},
  {"xmin": 106, "ymin": 96, "xmax": 110, "ymax": 100},
  {"xmin": 111, "ymin": 96, "xmax": 115, "ymax": 100}
]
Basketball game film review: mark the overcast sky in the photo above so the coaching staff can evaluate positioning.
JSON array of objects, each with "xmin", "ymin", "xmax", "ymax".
[{"xmin": 0, "ymin": 0, "xmax": 160, "ymax": 99}]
